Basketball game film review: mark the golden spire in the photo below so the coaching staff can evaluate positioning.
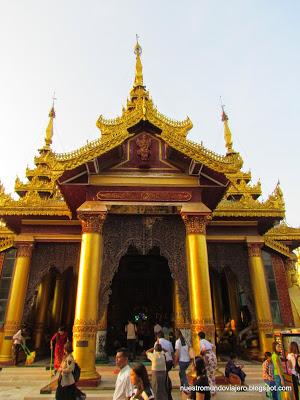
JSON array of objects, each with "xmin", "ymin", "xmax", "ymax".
[
  {"xmin": 221, "ymin": 105, "xmax": 235, "ymax": 155},
  {"xmin": 133, "ymin": 34, "xmax": 143, "ymax": 87},
  {"xmin": 44, "ymin": 104, "xmax": 56, "ymax": 150}
]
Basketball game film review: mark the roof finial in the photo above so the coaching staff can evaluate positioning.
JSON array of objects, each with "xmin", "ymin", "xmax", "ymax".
[
  {"xmin": 44, "ymin": 93, "xmax": 56, "ymax": 149},
  {"xmin": 134, "ymin": 34, "xmax": 143, "ymax": 87},
  {"xmin": 221, "ymin": 99, "xmax": 235, "ymax": 155}
]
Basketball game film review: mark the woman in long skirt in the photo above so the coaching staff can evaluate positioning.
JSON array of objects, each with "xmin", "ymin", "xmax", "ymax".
[
  {"xmin": 50, "ymin": 327, "xmax": 68, "ymax": 372},
  {"xmin": 198, "ymin": 331, "xmax": 217, "ymax": 394},
  {"xmin": 146, "ymin": 343, "xmax": 168, "ymax": 400}
]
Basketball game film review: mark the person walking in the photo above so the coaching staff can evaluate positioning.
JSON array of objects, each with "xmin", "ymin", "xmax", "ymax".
[
  {"xmin": 113, "ymin": 348, "xmax": 133, "ymax": 400},
  {"xmin": 271, "ymin": 342, "xmax": 285, "ymax": 400},
  {"xmin": 174, "ymin": 328, "xmax": 190, "ymax": 391},
  {"xmin": 198, "ymin": 331, "xmax": 217, "ymax": 394},
  {"xmin": 146, "ymin": 343, "xmax": 168, "ymax": 400},
  {"xmin": 156, "ymin": 331, "xmax": 174, "ymax": 400},
  {"xmin": 287, "ymin": 341, "xmax": 299, "ymax": 400},
  {"xmin": 12, "ymin": 327, "xmax": 25, "ymax": 365},
  {"xmin": 125, "ymin": 320, "xmax": 137, "ymax": 361},
  {"xmin": 262, "ymin": 351, "xmax": 278, "ymax": 400},
  {"xmin": 189, "ymin": 357, "xmax": 211, "ymax": 400},
  {"xmin": 129, "ymin": 363, "xmax": 155, "ymax": 399},
  {"xmin": 50, "ymin": 327, "xmax": 68, "ymax": 372},
  {"xmin": 55, "ymin": 342, "xmax": 76, "ymax": 400}
]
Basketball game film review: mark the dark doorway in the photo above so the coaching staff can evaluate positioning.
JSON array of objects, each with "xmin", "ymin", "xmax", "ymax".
[{"xmin": 106, "ymin": 246, "xmax": 173, "ymax": 355}]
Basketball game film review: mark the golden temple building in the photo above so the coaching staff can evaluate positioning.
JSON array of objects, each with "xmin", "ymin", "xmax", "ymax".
[{"xmin": 0, "ymin": 40, "xmax": 300, "ymax": 384}]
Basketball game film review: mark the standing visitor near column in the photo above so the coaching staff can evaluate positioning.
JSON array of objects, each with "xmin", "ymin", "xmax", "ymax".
[
  {"xmin": 125, "ymin": 320, "xmax": 137, "ymax": 361},
  {"xmin": 174, "ymin": 328, "xmax": 191, "ymax": 392},
  {"xmin": 50, "ymin": 327, "xmax": 68, "ymax": 373},
  {"xmin": 146, "ymin": 343, "xmax": 168, "ymax": 400},
  {"xmin": 113, "ymin": 348, "xmax": 133, "ymax": 400},
  {"xmin": 198, "ymin": 331, "xmax": 217, "ymax": 394}
]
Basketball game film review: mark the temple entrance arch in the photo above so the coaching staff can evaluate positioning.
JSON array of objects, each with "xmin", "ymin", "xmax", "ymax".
[
  {"xmin": 100, "ymin": 215, "xmax": 189, "ymax": 320},
  {"xmin": 106, "ymin": 245, "xmax": 173, "ymax": 355}
]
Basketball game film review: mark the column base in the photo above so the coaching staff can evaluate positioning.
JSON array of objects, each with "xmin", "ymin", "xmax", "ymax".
[
  {"xmin": 78, "ymin": 371, "xmax": 101, "ymax": 387},
  {"xmin": 0, "ymin": 358, "xmax": 14, "ymax": 366}
]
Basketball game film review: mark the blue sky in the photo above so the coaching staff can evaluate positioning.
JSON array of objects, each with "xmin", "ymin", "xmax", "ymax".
[{"xmin": 0, "ymin": 0, "xmax": 299, "ymax": 226}]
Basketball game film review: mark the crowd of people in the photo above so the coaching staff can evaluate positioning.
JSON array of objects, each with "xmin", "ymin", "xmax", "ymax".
[
  {"xmin": 11, "ymin": 323, "xmax": 300, "ymax": 400},
  {"xmin": 114, "ymin": 327, "xmax": 217, "ymax": 400}
]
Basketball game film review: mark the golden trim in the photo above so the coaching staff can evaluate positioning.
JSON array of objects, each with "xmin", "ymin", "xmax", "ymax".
[
  {"xmin": 21, "ymin": 220, "xmax": 80, "ymax": 226},
  {"xmin": 89, "ymin": 174, "xmax": 199, "ymax": 187},
  {"xmin": 209, "ymin": 220, "xmax": 258, "ymax": 226}
]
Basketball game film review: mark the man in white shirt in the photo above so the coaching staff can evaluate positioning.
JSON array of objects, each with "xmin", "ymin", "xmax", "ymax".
[
  {"xmin": 125, "ymin": 320, "xmax": 137, "ymax": 361},
  {"xmin": 113, "ymin": 348, "xmax": 133, "ymax": 400}
]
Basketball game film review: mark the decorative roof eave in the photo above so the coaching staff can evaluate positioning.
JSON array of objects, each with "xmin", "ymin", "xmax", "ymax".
[
  {"xmin": 214, "ymin": 183, "xmax": 285, "ymax": 218},
  {"xmin": 36, "ymin": 130, "xmax": 131, "ymax": 173},
  {"xmin": 0, "ymin": 191, "xmax": 72, "ymax": 219},
  {"xmin": 161, "ymin": 132, "xmax": 243, "ymax": 174},
  {"xmin": 265, "ymin": 223, "xmax": 300, "ymax": 241},
  {"xmin": 264, "ymin": 237, "xmax": 293, "ymax": 259},
  {"xmin": 213, "ymin": 207, "xmax": 285, "ymax": 218},
  {"xmin": 0, "ymin": 236, "xmax": 14, "ymax": 252},
  {"xmin": 15, "ymin": 177, "xmax": 56, "ymax": 193}
]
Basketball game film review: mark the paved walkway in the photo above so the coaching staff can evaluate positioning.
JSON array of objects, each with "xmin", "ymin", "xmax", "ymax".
[{"xmin": 0, "ymin": 362, "xmax": 270, "ymax": 400}]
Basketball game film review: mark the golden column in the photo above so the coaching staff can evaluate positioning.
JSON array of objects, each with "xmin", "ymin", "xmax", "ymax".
[
  {"xmin": 73, "ymin": 204, "xmax": 107, "ymax": 383},
  {"xmin": 248, "ymin": 242, "xmax": 273, "ymax": 353},
  {"xmin": 51, "ymin": 274, "xmax": 64, "ymax": 330},
  {"xmin": 0, "ymin": 242, "xmax": 33, "ymax": 364},
  {"xmin": 173, "ymin": 279, "xmax": 189, "ymax": 330},
  {"xmin": 34, "ymin": 272, "xmax": 53, "ymax": 349},
  {"xmin": 211, "ymin": 274, "xmax": 224, "ymax": 340},
  {"xmin": 181, "ymin": 210, "xmax": 215, "ymax": 355}
]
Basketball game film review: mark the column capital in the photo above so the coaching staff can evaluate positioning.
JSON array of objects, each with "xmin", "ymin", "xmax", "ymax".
[
  {"xmin": 181, "ymin": 214, "xmax": 210, "ymax": 234},
  {"xmin": 78, "ymin": 212, "xmax": 107, "ymax": 234},
  {"xmin": 247, "ymin": 242, "xmax": 263, "ymax": 257},
  {"xmin": 16, "ymin": 243, "xmax": 34, "ymax": 258}
]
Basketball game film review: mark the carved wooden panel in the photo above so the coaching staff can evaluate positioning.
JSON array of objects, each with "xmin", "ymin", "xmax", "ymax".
[
  {"xmin": 99, "ymin": 215, "xmax": 189, "ymax": 320},
  {"xmin": 207, "ymin": 243, "xmax": 255, "ymax": 319},
  {"xmin": 23, "ymin": 243, "xmax": 80, "ymax": 321}
]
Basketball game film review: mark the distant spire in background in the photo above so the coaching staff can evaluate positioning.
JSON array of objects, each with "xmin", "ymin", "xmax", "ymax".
[
  {"xmin": 44, "ymin": 95, "xmax": 56, "ymax": 150},
  {"xmin": 133, "ymin": 34, "xmax": 143, "ymax": 87},
  {"xmin": 221, "ymin": 102, "xmax": 235, "ymax": 155}
]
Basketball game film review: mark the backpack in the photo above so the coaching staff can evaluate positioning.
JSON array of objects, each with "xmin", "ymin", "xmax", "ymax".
[{"xmin": 73, "ymin": 362, "xmax": 81, "ymax": 382}]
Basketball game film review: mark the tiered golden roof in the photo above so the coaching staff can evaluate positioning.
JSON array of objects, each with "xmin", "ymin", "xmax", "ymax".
[{"xmin": 0, "ymin": 40, "xmax": 287, "ymax": 224}]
